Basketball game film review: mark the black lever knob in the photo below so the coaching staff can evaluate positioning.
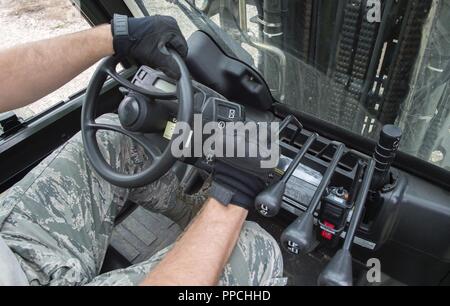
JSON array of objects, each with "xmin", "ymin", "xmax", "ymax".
[
  {"xmin": 255, "ymin": 181, "xmax": 286, "ymax": 217},
  {"xmin": 317, "ymin": 249, "xmax": 353, "ymax": 286},
  {"xmin": 281, "ymin": 213, "xmax": 317, "ymax": 254},
  {"xmin": 378, "ymin": 125, "xmax": 402, "ymax": 151},
  {"xmin": 372, "ymin": 125, "xmax": 402, "ymax": 190}
]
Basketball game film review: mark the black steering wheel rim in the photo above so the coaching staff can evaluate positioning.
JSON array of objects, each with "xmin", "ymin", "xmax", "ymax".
[{"xmin": 81, "ymin": 51, "xmax": 194, "ymax": 188}]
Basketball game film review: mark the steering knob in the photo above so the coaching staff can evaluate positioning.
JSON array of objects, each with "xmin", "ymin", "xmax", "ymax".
[
  {"xmin": 118, "ymin": 95, "xmax": 141, "ymax": 128},
  {"xmin": 117, "ymin": 91, "xmax": 170, "ymax": 134},
  {"xmin": 117, "ymin": 93, "xmax": 153, "ymax": 133}
]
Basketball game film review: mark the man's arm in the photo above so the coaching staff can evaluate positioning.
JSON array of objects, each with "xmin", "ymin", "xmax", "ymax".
[
  {"xmin": 141, "ymin": 198, "xmax": 248, "ymax": 286},
  {"xmin": 0, "ymin": 25, "xmax": 113, "ymax": 113},
  {"xmin": 0, "ymin": 15, "xmax": 188, "ymax": 114},
  {"xmin": 141, "ymin": 151, "xmax": 268, "ymax": 286}
]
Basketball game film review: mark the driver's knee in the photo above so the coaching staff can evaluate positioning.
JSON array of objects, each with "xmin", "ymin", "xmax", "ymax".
[
  {"xmin": 66, "ymin": 113, "xmax": 147, "ymax": 175},
  {"xmin": 65, "ymin": 113, "xmax": 122, "ymax": 152},
  {"xmin": 89, "ymin": 113, "xmax": 123, "ymax": 154},
  {"xmin": 220, "ymin": 221, "xmax": 287, "ymax": 286}
]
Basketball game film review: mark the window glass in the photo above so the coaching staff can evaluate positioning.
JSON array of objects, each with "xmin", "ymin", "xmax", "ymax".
[{"xmin": 0, "ymin": 0, "xmax": 92, "ymax": 124}]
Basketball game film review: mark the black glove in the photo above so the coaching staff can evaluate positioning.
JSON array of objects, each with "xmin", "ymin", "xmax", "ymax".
[
  {"xmin": 111, "ymin": 14, "xmax": 188, "ymax": 80},
  {"xmin": 211, "ymin": 160, "xmax": 267, "ymax": 210},
  {"xmin": 208, "ymin": 125, "xmax": 276, "ymax": 210}
]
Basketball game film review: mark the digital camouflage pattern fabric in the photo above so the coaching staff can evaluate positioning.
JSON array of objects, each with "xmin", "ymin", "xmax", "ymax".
[{"xmin": 0, "ymin": 114, "xmax": 287, "ymax": 286}]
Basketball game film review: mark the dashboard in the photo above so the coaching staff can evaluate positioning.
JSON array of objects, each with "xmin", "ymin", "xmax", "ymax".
[
  {"xmin": 129, "ymin": 65, "xmax": 388, "ymax": 252},
  {"xmin": 124, "ymin": 64, "xmax": 450, "ymax": 285}
]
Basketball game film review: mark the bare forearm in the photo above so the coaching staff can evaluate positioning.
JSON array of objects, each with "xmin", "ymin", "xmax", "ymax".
[
  {"xmin": 0, "ymin": 25, "xmax": 113, "ymax": 113},
  {"xmin": 141, "ymin": 199, "xmax": 248, "ymax": 286}
]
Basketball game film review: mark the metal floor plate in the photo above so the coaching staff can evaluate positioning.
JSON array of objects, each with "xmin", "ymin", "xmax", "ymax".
[{"xmin": 110, "ymin": 207, "xmax": 182, "ymax": 264}]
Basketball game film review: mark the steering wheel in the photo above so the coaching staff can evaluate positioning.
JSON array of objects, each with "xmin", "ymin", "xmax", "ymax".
[{"xmin": 81, "ymin": 49, "xmax": 194, "ymax": 188}]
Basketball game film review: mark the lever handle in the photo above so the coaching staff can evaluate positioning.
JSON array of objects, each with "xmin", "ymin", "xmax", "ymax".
[
  {"xmin": 318, "ymin": 159, "xmax": 376, "ymax": 286},
  {"xmin": 281, "ymin": 213, "xmax": 317, "ymax": 254},
  {"xmin": 255, "ymin": 181, "xmax": 286, "ymax": 217},
  {"xmin": 255, "ymin": 133, "xmax": 318, "ymax": 218},
  {"xmin": 317, "ymin": 249, "xmax": 353, "ymax": 286},
  {"xmin": 372, "ymin": 125, "xmax": 402, "ymax": 190},
  {"xmin": 281, "ymin": 143, "xmax": 346, "ymax": 255}
]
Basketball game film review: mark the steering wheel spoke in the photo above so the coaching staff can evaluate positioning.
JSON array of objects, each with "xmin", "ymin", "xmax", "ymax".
[{"xmin": 88, "ymin": 123, "xmax": 162, "ymax": 161}]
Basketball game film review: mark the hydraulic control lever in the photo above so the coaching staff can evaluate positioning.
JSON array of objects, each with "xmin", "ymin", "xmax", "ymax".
[
  {"xmin": 255, "ymin": 133, "xmax": 318, "ymax": 217},
  {"xmin": 371, "ymin": 125, "xmax": 402, "ymax": 191},
  {"xmin": 276, "ymin": 115, "xmax": 303, "ymax": 143},
  {"xmin": 318, "ymin": 158, "xmax": 376, "ymax": 286},
  {"xmin": 281, "ymin": 143, "xmax": 346, "ymax": 254}
]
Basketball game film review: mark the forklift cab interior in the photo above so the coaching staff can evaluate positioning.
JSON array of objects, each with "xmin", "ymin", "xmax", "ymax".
[{"xmin": 1, "ymin": 0, "xmax": 449, "ymax": 286}]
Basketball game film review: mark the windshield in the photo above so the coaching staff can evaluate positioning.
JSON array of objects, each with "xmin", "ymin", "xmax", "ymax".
[
  {"xmin": 143, "ymin": 0, "xmax": 450, "ymax": 172},
  {"xmin": 1, "ymin": 0, "xmax": 446, "ymax": 173}
]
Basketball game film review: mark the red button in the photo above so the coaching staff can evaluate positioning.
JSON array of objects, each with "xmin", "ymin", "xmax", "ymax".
[{"xmin": 321, "ymin": 221, "xmax": 335, "ymax": 240}]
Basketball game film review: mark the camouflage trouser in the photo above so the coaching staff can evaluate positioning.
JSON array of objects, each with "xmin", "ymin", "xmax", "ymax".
[{"xmin": 0, "ymin": 114, "xmax": 286, "ymax": 286}]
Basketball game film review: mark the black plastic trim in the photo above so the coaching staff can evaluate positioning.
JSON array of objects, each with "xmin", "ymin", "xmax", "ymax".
[
  {"xmin": 187, "ymin": 31, "xmax": 273, "ymax": 111},
  {"xmin": 73, "ymin": 0, "xmax": 132, "ymax": 25}
]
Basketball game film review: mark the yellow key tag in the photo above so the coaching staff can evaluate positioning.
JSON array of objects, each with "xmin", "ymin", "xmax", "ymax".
[
  {"xmin": 163, "ymin": 120, "xmax": 177, "ymax": 140},
  {"xmin": 274, "ymin": 168, "xmax": 285, "ymax": 176}
]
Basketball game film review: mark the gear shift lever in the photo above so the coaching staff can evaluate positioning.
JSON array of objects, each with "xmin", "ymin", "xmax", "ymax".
[
  {"xmin": 281, "ymin": 143, "xmax": 346, "ymax": 254},
  {"xmin": 318, "ymin": 159, "xmax": 376, "ymax": 286},
  {"xmin": 255, "ymin": 133, "xmax": 318, "ymax": 217}
]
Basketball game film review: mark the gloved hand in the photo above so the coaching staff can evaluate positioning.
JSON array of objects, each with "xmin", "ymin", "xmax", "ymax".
[
  {"xmin": 208, "ymin": 126, "xmax": 278, "ymax": 211},
  {"xmin": 211, "ymin": 160, "xmax": 267, "ymax": 211},
  {"xmin": 111, "ymin": 14, "xmax": 188, "ymax": 80}
]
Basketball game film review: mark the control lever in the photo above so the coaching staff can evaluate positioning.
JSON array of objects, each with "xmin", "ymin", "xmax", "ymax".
[
  {"xmin": 276, "ymin": 115, "xmax": 303, "ymax": 144},
  {"xmin": 318, "ymin": 159, "xmax": 376, "ymax": 286},
  {"xmin": 348, "ymin": 161, "xmax": 366, "ymax": 205},
  {"xmin": 255, "ymin": 133, "xmax": 318, "ymax": 217},
  {"xmin": 281, "ymin": 143, "xmax": 346, "ymax": 254},
  {"xmin": 371, "ymin": 125, "xmax": 402, "ymax": 190}
]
